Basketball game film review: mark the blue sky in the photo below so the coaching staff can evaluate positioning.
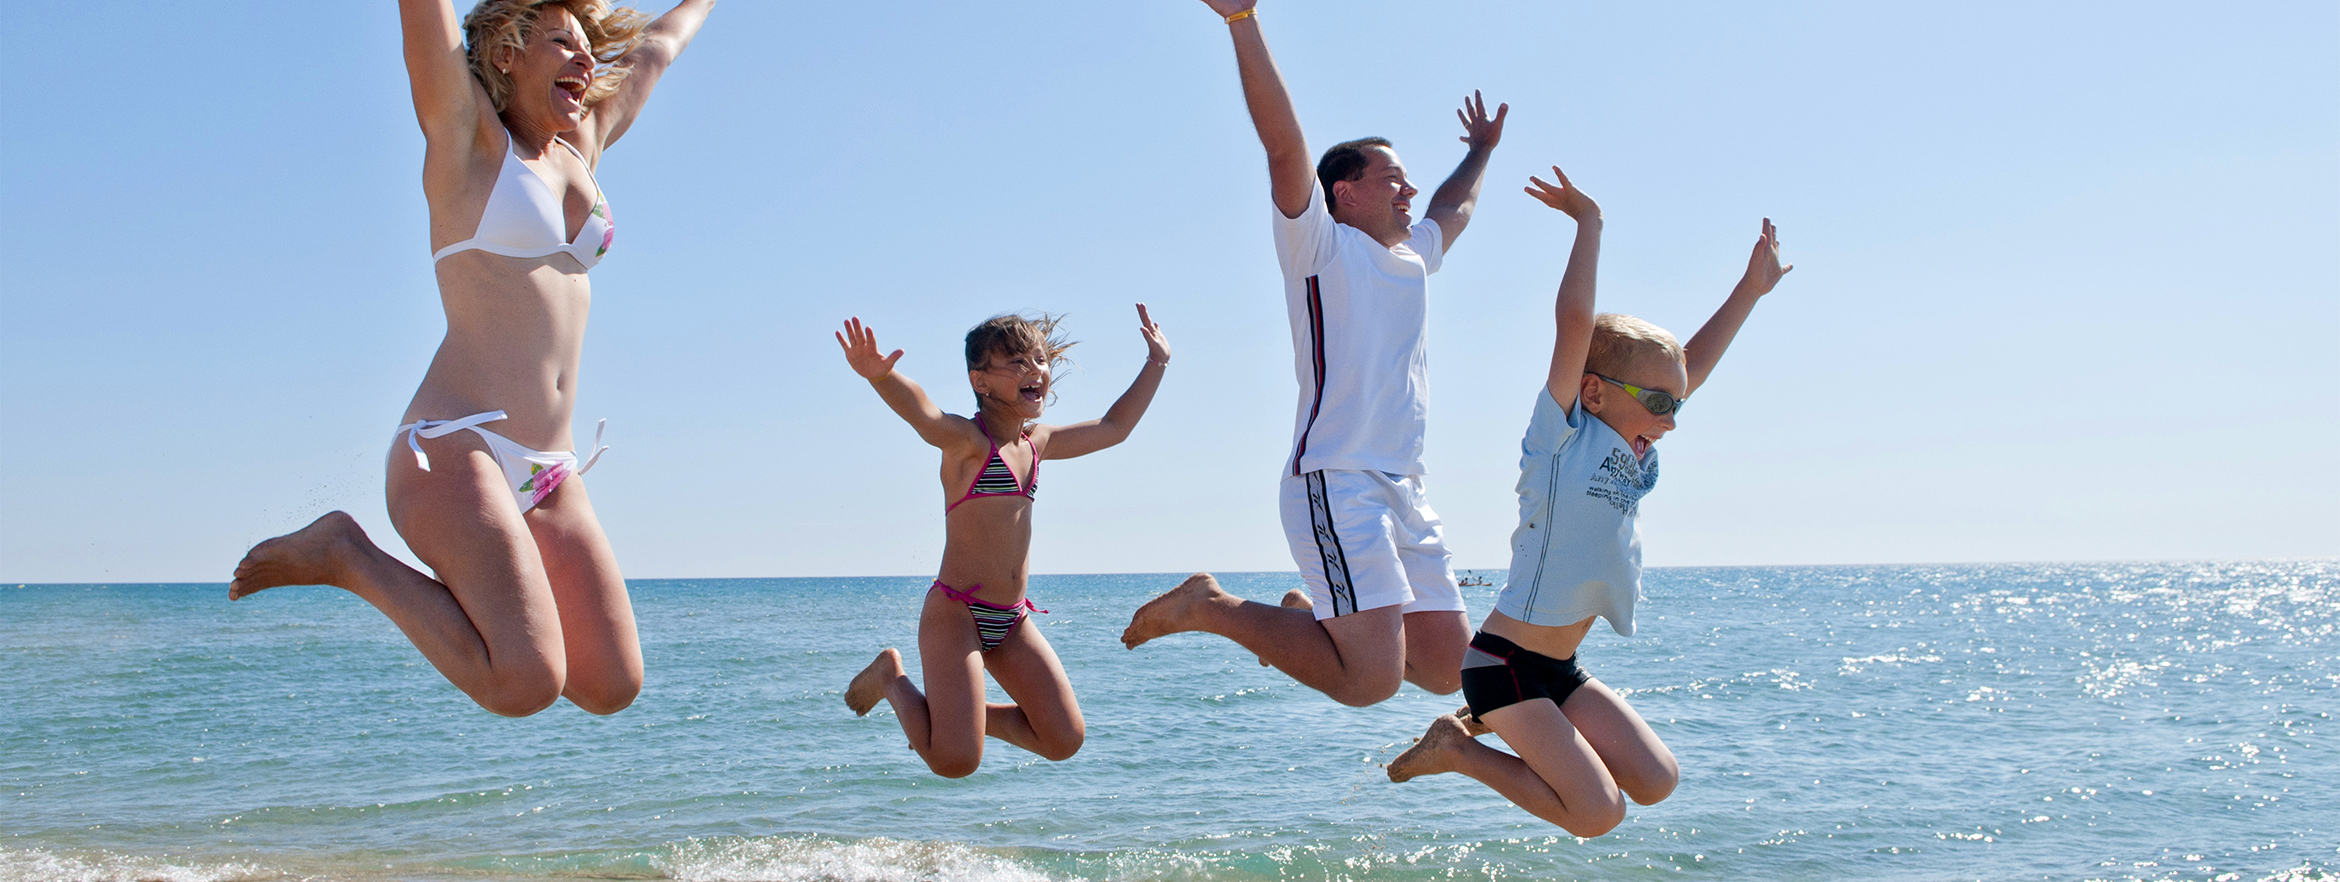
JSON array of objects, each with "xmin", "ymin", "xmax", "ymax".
[{"xmin": 3, "ymin": 1, "xmax": 2334, "ymax": 583}]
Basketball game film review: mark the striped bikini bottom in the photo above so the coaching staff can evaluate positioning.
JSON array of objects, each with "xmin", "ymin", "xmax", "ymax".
[{"xmin": 931, "ymin": 581, "xmax": 1046, "ymax": 653}]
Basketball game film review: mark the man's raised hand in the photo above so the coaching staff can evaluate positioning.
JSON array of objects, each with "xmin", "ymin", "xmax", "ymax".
[
  {"xmin": 836, "ymin": 317, "xmax": 904, "ymax": 381},
  {"xmin": 1457, "ymin": 91, "xmax": 1508, "ymax": 152},
  {"xmin": 1136, "ymin": 303, "xmax": 1173, "ymax": 367},
  {"xmin": 1741, "ymin": 218, "xmax": 1793, "ymax": 297},
  {"xmin": 1199, "ymin": 0, "xmax": 1258, "ymax": 20},
  {"xmin": 1525, "ymin": 166, "xmax": 1599, "ymax": 224}
]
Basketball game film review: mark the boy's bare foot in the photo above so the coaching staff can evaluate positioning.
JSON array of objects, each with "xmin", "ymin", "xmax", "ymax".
[
  {"xmin": 1455, "ymin": 705, "xmax": 1492, "ymax": 737},
  {"xmin": 845, "ymin": 648, "xmax": 904, "ymax": 716},
  {"xmin": 1388, "ymin": 713, "xmax": 1474, "ymax": 783},
  {"xmin": 1121, "ymin": 573, "xmax": 1224, "ymax": 650},
  {"xmin": 229, "ymin": 512, "xmax": 363, "ymax": 600},
  {"xmin": 1258, "ymin": 588, "xmax": 1313, "ymax": 665}
]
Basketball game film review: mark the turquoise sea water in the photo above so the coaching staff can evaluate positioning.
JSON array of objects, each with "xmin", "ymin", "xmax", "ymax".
[{"xmin": 3, "ymin": 562, "xmax": 2334, "ymax": 881}]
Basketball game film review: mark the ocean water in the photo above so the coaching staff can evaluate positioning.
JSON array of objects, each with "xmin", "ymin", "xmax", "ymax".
[{"xmin": 2, "ymin": 562, "xmax": 2334, "ymax": 882}]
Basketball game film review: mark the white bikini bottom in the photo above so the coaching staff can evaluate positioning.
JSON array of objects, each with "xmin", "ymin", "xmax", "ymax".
[{"xmin": 396, "ymin": 411, "xmax": 608, "ymax": 513}]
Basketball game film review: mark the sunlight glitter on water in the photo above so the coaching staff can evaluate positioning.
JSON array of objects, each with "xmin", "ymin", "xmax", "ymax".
[{"xmin": 2, "ymin": 561, "xmax": 2333, "ymax": 881}]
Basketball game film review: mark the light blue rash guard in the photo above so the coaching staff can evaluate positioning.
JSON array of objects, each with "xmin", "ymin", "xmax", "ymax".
[{"xmin": 1497, "ymin": 387, "xmax": 1661, "ymax": 636}]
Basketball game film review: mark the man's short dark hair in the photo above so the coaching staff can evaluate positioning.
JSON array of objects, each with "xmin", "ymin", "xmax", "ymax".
[{"xmin": 1316, "ymin": 137, "xmax": 1393, "ymax": 212}]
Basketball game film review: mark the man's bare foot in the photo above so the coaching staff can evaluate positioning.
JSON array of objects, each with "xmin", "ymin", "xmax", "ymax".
[
  {"xmin": 844, "ymin": 648, "xmax": 904, "ymax": 716},
  {"xmin": 1258, "ymin": 588, "xmax": 1313, "ymax": 665},
  {"xmin": 1121, "ymin": 572, "xmax": 1224, "ymax": 650},
  {"xmin": 1388, "ymin": 713, "xmax": 1474, "ymax": 783},
  {"xmin": 1455, "ymin": 704, "xmax": 1492, "ymax": 737},
  {"xmin": 229, "ymin": 512, "xmax": 364, "ymax": 600}
]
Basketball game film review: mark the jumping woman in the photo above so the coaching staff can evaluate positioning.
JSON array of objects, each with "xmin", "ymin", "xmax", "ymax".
[{"xmin": 230, "ymin": 0, "xmax": 716, "ymax": 717}]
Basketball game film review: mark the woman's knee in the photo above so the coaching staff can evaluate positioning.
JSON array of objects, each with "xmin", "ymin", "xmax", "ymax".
[
  {"xmin": 1561, "ymin": 800, "xmax": 1627, "ymax": 838},
  {"xmin": 475, "ymin": 670, "xmax": 564, "ymax": 717},
  {"xmin": 565, "ymin": 672, "xmax": 643, "ymax": 716},
  {"xmin": 924, "ymin": 749, "xmax": 983, "ymax": 779}
]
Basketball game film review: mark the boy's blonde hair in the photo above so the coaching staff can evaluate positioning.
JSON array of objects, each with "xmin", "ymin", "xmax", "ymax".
[
  {"xmin": 463, "ymin": 0, "xmax": 650, "ymax": 113},
  {"xmin": 1586, "ymin": 313, "xmax": 1684, "ymax": 378}
]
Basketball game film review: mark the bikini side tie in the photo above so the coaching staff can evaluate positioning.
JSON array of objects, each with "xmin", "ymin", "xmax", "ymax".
[
  {"xmin": 397, "ymin": 411, "xmax": 510, "ymax": 472},
  {"xmin": 577, "ymin": 418, "xmax": 609, "ymax": 475}
]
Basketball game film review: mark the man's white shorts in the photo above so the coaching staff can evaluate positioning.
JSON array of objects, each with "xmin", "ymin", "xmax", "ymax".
[{"xmin": 1278, "ymin": 469, "xmax": 1465, "ymax": 620}]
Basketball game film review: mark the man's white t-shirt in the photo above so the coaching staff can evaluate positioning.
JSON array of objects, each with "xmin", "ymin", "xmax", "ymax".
[{"xmin": 1272, "ymin": 181, "xmax": 1445, "ymax": 477}]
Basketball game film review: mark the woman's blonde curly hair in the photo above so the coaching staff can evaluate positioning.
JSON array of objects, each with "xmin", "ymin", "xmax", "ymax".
[{"xmin": 463, "ymin": 0, "xmax": 650, "ymax": 112}]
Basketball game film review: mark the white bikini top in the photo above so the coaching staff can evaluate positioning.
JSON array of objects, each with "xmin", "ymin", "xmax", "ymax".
[{"xmin": 431, "ymin": 136, "xmax": 613, "ymax": 271}]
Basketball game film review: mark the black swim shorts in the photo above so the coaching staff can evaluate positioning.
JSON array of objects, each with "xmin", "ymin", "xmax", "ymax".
[{"xmin": 1460, "ymin": 630, "xmax": 1591, "ymax": 720}]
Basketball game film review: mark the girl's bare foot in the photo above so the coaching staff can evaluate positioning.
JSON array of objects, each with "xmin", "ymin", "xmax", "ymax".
[
  {"xmin": 1120, "ymin": 573, "xmax": 1224, "ymax": 649},
  {"xmin": 229, "ymin": 512, "xmax": 365, "ymax": 600},
  {"xmin": 1388, "ymin": 713, "xmax": 1474, "ymax": 783},
  {"xmin": 1259, "ymin": 588, "xmax": 1313, "ymax": 665},
  {"xmin": 845, "ymin": 648, "xmax": 904, "ymax": 716}
]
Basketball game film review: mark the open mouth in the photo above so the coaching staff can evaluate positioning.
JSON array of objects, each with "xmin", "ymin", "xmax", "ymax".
[
  {"xmin": 1631, "ymin": 436, "xmax": 1653, "ymax": 458},
  {"xmin": 1019, "ymin": 383, "xmax": 1044, "ymax": 404},
  {"xmin": 554, "ymin": 77, "xmax": 588, "ymax": 106}
]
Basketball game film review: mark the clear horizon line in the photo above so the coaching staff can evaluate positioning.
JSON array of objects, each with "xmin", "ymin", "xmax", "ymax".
[{"xmin": 9, "ymin": 556, "xmax": 2334, "ymax": 588}]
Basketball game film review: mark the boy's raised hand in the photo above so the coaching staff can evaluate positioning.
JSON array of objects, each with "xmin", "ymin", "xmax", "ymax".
[
  {"xmin": 1741, "ymin": 218, "xmax": 1793, "ymax": 296},
  {"xmin": 1136, "ymin": 303, "xmax": 1172, "ymax": 366},
  {"xmin": 1456, "ymin": 90, "xmax": 1508, "ymax": 152},
  {"xmin": 1198, "ymin": 0, "xmax": 1256, "ymax": 19},
  {"xmin": 835, "ymin": 317, "xmax": 904, "ymax": 381},
  {"xmin": 1525, "ymin": 166, "xmax": 1600, "ymax": 223}
]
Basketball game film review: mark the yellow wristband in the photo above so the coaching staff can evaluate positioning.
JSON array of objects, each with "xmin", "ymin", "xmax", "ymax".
[{"xmin": 1223, "ymin": 8, "xmax": 1256, "ymax": 24}]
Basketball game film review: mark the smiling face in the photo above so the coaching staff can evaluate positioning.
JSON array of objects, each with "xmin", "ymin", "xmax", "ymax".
[
  {"xmin": 495, "ymin": 6, "xmax": 597, "ymax": 133},
  {"xmin": 1330, "ymin": 146, "xmax": 1419, "ymax": 244},
  {"xmin": 968, "ymin": 345, "xmax": 1051, "ymax": 423},
  {"xmin": 1579, "ymin": 349, "xmax": 1689, "ymax": 459}
]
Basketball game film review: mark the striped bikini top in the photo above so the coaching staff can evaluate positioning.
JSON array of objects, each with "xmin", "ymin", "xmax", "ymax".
[{"xmin": 947, "ymin": 420, "xmax": 1038, "ymax": 513}]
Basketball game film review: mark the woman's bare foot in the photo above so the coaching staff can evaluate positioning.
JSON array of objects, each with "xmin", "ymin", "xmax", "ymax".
[
  {"xmin": 1258, "ymin": 588, "xmax": 1313, "ymax": 665},
  {"xmin": 1388, "ymin": 713, "xmax": 1475, "ymax": 783},
  {"xmin": 1455, "ymin": 705, "xmax": 1492, "ymax": 737},
  {"xmin": 845, "ymin": 648, "xmax": 904, "ymax": 716},
  {"xmin": 229, "ymin": 512, "xmax": 366, "ymax": 600},
  {"xmin": 1121, "ymin": 572, "xmax": 1225, "ymax": 650}
]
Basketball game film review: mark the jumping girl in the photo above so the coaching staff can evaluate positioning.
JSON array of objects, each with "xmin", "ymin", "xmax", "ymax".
[{"xmin": 838, "ymin": 306, "xmax": 1171, "ymax": 778}]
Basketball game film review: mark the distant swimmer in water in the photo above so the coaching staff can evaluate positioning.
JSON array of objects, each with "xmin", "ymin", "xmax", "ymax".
[
  {"xmin": 229, "ymin": 0, "xmax": 717, "ymax": 717},
  {"xmin": 1387, "ymin": 164, "xmax": 1793, "ymax": 836},
  {"xmin": 1120, "ymin": 0, "xmax": 1507, "ymax": 710},
  {"xmin": 840, "ymin": 308, "xmax": 1172, "ymax": 778}
]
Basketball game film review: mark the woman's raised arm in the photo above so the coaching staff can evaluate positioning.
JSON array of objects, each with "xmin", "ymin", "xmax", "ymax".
[
  {"xmin": 399, "ymin": 0, "xmax": 491, "ymax": 145},
  {"xmin": 588, "ymin": 0, "xmax": 717, "ymax": 150}
]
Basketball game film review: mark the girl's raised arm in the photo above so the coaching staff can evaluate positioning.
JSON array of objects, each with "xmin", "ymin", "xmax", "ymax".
[
  {"xmin": 838, "ymin": 318, "xmax": 983, "ymax": 453},
  {"xmin": 398, "ymin": 0, "xmax": 493, "ymax": 146},
  {"xmin": 587, "ymin": 0, "xmax": 717, "ymax": 150},
  {"xmin": 1041, "ymin": 304, "xmax": 1171, "ymax": 460}
]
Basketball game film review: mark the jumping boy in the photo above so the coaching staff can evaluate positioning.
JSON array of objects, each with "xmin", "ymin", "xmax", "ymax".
[
  {"xmin": 1385, "ymin": 165, "xmax": 1791, "ymax": 837},
  {"xmin": 1121, "ymin": 0, "xmax": 1505, "ymax": 707}
]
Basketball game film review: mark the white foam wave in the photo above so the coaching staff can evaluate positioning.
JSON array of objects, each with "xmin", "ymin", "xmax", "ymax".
[
  {"xmin": 0, "ymin": 849, "xmax": 274, "ymax": 882},
  {"xmin": 660, "ymin": 835, "xmax": 1061, "ymax": 882}
]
